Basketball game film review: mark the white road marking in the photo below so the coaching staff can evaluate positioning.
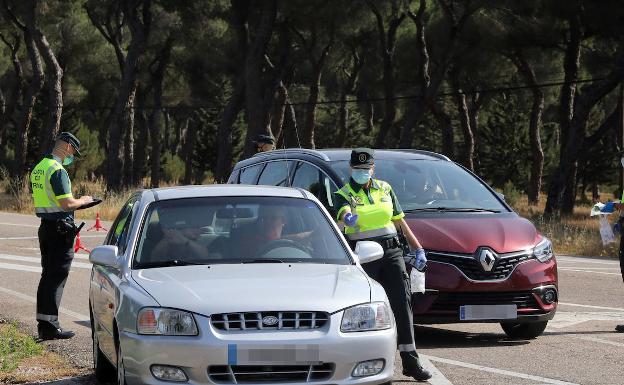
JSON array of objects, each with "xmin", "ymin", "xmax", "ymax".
[
  {"xmin": 566, "ymin": 334, "xmax": 624, "ymax": 348},
  {"xmin": 424, "ymin": 355, "xmax": 579, "ymax": 385},
  {"xmin": 0, "ymin": 285, "xmax": 89, "ymax": 321},
  {"xmin": 547, "ymin": 310, "xmax": 624, "ymax": 329},
  {"xmin": 0, "ymin": 262, "xmax": 42, "ymax": 273},
  {"xmin": 419, "ymin": 355, "xmax": 454, "ymax": 385},
  {"xmin": 0, "ymin": 234, "xmax": 106, "ymax": 240},
  {"xmin": 557, "ymin": 256, "xmax": 619, "ymax": 265},
  {"xmin": 558, "ymin": 302, "xmax": 624, "ymax": 312},
  {"xmin": 557, "ymin": 268, "xmax": 621, "ymax": 276},
  {"xmin": 0, "ymin": 222, "xmax": 39, "ymax": 228},
  {"xmin": 0, "ymin": 254, "xmax": 92, "ymax": 269}
]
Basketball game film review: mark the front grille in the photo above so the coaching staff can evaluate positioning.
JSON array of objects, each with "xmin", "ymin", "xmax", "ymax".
[
  {"xmin": 208, "ymin": 363, "xmax": 334, "ymax": 383},
  {"xmin": 211, "ymin": 311, "xmax": 329, "ymax": 331},
  {"xmin": 430, "ymin": 291, "xmax": 540, "ymax": 312},
  {"xmin": 427, "ymin": 250, "xmax": 533, "ymax": 280}
]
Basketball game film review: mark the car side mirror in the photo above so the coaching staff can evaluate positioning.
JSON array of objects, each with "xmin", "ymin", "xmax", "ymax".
[
  {"xmin": 354, "ymin": 241, "xmax": 384, "ymax": 264},
  {"xmin": 496, "ymin": 192, "xmax": 505, "ymax": 201},
  {"xmin": 90, "ymin": 245, "xmax": 120, "ymax": 268}
]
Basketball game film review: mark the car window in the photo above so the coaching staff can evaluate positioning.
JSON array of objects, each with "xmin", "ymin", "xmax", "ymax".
[
  {"xmin": 330, "ymin": 159, "xmax": 507, "ymax": 212},
  {"xmin": 107, "ymin": 197, "xmax": 138, "ymax": 253},
  {"xmin": 291, "ymin": 162, "xmax": 320, "ymax": 192},
  {"xmin": 133, "ymin": 196, "xmax": 350, "ymax": 268},
  {"xmin": 257, "ymin": 161, "xmax": 294, "ymax": 186},
  {"xmin": 239, "ymin": 164, "xmax": 263, "ymax": 184}
]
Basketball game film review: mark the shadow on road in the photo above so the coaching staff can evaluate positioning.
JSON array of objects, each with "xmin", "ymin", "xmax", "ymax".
[
  {"xmin": 414, "ymin": 325, "xmax": 531, "ymax": 348},
  {"xmin": 73, "ymin": 320, "xmax": 91, "ymax": 328},
  {"xmin": 24, "ymin": 374, "xmax": 96, "ymax": 385}
]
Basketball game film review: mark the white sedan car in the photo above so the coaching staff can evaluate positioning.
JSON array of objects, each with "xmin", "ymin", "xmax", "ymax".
[{"xmin": 89, "ymin": 185, "xmax": 396, "ymax": 385}]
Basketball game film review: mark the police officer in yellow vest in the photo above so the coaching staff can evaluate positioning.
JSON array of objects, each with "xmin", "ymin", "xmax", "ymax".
[
  {"xmin": 335, "ymin": 148, "xmax": 432, "ymax": 382},
  {"xmin": 30, "ymin": 132, "xmax": 93, "ymax": 340}
]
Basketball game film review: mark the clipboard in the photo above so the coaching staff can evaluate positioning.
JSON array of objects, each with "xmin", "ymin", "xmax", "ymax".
[{"xmin": 77, "ymin": 198, "xmax": 102, "ymax": 210}]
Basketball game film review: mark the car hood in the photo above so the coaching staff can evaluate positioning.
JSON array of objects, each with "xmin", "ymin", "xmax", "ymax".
[
  {"xmin": 405, "ymin": 213, "xmax": 540, "ymax": 254},
  {"xmin": 131, "ymin": 263, "xmax": 371, "ymax": 315}
]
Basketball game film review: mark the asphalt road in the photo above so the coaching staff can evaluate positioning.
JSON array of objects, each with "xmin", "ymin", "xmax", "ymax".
[{"xmin": 1, "ymin": 211, "xmax": 624, "ymax": 385}]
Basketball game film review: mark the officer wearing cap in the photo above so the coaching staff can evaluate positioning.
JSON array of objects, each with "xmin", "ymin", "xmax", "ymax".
[
  {"xmin": 334, "ymin": 148, "xmax": 432, "ymax": 381},
  {"xmin": 30, "ymin": 132, "xmax": 93, "ymax": 340},
  {"xmin": 254, "ymin": 134, "xmax": 276, "ymax": 153}
]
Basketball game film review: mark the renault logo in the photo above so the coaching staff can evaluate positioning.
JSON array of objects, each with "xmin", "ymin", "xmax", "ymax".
[
  {"xmin": 262, "ymin": 316, "xmax": 278, "ymax": 326},
  {"xmin": 477, "ymin": 248, "xmax": 497, "ymax": 272}
]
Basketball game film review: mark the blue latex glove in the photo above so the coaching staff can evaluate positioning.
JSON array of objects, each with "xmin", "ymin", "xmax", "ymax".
[
  {"xmin": 406, "ymin": 248, "xmax": 427, "ymax": 272},
  {"xmin": 343, "ymin": 212, "xmax": 359, "ymax": 227},
  {"xmin": 602, "ymin": 201, "xmax": 616, "ymax": 213},
  {"xmin": 614, "ymin": 222, "xmax": 621, "ymax": 235}
]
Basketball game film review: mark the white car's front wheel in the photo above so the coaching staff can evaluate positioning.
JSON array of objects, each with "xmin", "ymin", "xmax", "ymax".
[{"xmin": 116, "ymin": 338, "xmax": 126, "ymax": 385}]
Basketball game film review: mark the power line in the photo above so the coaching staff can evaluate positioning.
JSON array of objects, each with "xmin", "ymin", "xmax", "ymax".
[{"xmin": 34, "ymin": 76, "xmax": 608, "ymax": 112}]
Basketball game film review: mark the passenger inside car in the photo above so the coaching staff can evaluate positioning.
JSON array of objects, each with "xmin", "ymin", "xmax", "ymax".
[{"xmin": 150, "ymin": 208, "xmax": 211, "ymax": 262}]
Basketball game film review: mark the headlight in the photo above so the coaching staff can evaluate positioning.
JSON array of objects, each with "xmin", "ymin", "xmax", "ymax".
[
  {"xmin": 137, "ymin": 308, "xmax": 198, "ymax": 336},
  {"xmin": 341, "ymin": 302, "xmax": 392, "ymax": 332},
  {"xmin": 533, "ymin": 237, "xmax": 554, "ymax": 263}
]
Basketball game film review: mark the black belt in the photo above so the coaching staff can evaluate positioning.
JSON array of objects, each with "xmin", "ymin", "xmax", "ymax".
[{"xmin": 350, "ymin": 236, "xmax": 402, "ymax": 251}]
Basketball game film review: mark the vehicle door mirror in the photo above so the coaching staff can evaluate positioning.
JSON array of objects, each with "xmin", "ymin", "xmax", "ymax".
[
  {"xmin": 496, "ymin": 192, "xmax": 505, "ymax": 201},
  {"xmin": 90, "ymin": 245, "xmax": 120, "ymax": 268},
  {"xmin": 354, "ymin": 241, "xmax": 384, "ymax": 264}
]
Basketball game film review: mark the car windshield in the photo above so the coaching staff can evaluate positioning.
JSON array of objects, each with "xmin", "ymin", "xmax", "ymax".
[
  {"xmin": 133, "ymin": 196, "xmax": 351, "ymax": 268},
  {"xmin": 330, "ymin": 159, "xmax": 508, "ymax": 212}
]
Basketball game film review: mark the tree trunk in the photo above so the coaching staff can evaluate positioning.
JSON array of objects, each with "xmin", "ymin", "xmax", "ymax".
[
  {"xmin": 13, "ymin": 30, "xmax": 43, "ymax": 177},
  {"xmin": 0, "ymin": 33, "xmax": 22, "ymax": 151},
  {"xmin": 337, "ymin": 89, "xmax": 348, "ymax": 147},
  {"xmin": 302, "ymin": 66, "xmax": 322, "ymax": 149},
  {"xmin": 183, "ymin": 120, "xmax": 196, "ymax": 185},
  {"xmin": 271, "ymin": 81, "xmax": 288, "ymax": 145},
  {"xmin": 452, "ymin": 75, "xmax": 475, "ymax": 171},
  {"xmin": 215, "ymin": 80, "xmax": 245, "ymax": 182},
  {"xmin": 513, "ymin": 52, "xmax": 544, "ymax": 205},
  {"xmin": 122, "ymin": 85, "xmax": 137, "ymax": 187},
  {"xmin": 430, "ymin": 101, "xmax": 454, "ymax": 158},
  {"xmin": 33, "ymin": 27, "xmax": 63, "ymax": 157},
  {"xmin": 133, "ymin": 91, "xmax": 148, "ymax": 186},
  {"xmin": 368, "ymin": 1, "xmax": 405, "ymax": 148},
  {"xmin": 105, "ymin": 0, "xmax": 150, "ymax": 192},
  {"xmin": 280, "ymin": 96, "xmax": 299, "ymax": 148},
  {"xmin": 242, "ymin": 0, "xmax": 277, "ymax": 158}
]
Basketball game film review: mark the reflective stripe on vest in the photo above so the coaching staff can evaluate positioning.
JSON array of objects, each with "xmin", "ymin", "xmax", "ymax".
[
  {"xmin": 30, "ymin": 158, "xmax": 68, "ymax": 213},
  {"xmin": 336, "ymin": 179, "xmax": 398, "ymax": 241}
]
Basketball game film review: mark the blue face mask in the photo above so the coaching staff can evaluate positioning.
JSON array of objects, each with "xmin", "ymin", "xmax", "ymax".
[
  {"xmin": 63, "ymin": 155, "xmax": 74, "ymax": 166},
  {"xmin": 352, "ymin": 169, "xmax": 371, "ymax": 184}
]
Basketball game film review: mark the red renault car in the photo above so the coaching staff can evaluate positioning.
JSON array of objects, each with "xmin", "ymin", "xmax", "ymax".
[{"xmin": 228, "ymin": 149, "xmax": 558, "ymax": 338}]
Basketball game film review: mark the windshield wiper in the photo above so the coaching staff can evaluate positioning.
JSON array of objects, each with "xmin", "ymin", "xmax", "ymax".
[
  {"xmin": 405, "ymin": 207, "xmax": 501, "ymax": 213},
  {"xmin": 136, "ymin": 259, "xmax": 208, "ymax": 268},
  {"xmin": 242, "ymin": 259, "xmax": 286, "ymax": 263}
]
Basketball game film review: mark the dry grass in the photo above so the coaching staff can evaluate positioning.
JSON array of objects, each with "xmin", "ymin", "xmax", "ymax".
[
  {"xmin": 512, "ymin": 193, "xmax": 619, "ymax": 258},
  {"xmin": 0, "ymin": 322, "xmax": 86, "ymax": 384}
]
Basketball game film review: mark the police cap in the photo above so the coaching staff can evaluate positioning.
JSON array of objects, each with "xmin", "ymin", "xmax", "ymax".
[
  {"xmin": 350, "ymin": 148, "xmax": 374, "ymax": 169},
  {"xmin": 254, "ymin": 134, "xmax": 275, "ymax": 145},
  {"xmin": 56, "ymin": 132, "xmax": 81, "ymax": 157}
]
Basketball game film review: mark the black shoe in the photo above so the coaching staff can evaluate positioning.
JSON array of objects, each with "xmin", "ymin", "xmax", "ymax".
[
  {"xmin": 38, "ymin": 326, "xmax": 75, "ymax": 340},
  {"xmin": 616, "ymin": 325, "xmax": 624, "ymax": 333},
  {"xmin": 401, "ymin": 351, "xmax": 432, "ymax": 382}
]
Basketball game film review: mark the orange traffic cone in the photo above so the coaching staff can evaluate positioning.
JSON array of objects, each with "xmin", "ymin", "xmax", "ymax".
[
  {"xmin": 87, "ymin": 212, "xmax": 108, "ymax": 232},
  {"xmin": 74, "ymin": 232, "xmax": 91, "ymax": 253}
]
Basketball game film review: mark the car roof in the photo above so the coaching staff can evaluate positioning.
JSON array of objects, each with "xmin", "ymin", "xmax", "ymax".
[
  {"xmin": 235, "ymin": 148, "xmax": 450, "ymax": 169},
  {"xmin": 146, "ymin": 184, "xmax": 309, "ymax": 201}
]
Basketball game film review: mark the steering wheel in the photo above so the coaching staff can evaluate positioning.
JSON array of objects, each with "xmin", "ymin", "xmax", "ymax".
[{"xmin": 255, "ymin": 239, "xmax": 312, "ymax": 258}]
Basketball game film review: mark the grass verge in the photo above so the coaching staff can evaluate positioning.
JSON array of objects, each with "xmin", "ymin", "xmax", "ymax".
[{"xmin": 0, "ymin": 321, "xmax": 86, "ymax": 384}]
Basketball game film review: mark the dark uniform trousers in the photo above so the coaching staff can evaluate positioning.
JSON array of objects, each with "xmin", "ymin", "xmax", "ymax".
[
  {"xmin": 360, "ymin": 243, "xmax": 415, "ymax": 350},
  {"xmin": 37, "ymin": 220, "xmax": 74, "ymax": 329},
  {"xmin": 619, "ymin": 217, "xmax": 624, "ymax": 283}
]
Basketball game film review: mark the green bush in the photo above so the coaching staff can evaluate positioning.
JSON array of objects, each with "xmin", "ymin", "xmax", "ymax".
[
  {"xmin": 163, "ymin": 151, "xmax": 185, "ymax": 183},
  {"xmin": 0, "ymin": 322, "xmax": 43, "ymax": 372},
  {"xmin": 502, "ymin": 181, "xmax": 521, "ymax": 207}
]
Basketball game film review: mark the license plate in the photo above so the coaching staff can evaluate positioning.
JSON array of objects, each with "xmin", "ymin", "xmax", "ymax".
[
  {"xmin": 459, "ymin": 304, "xmax": 517, "ymax": 321},
  {"xmin": 228, "ymin": 344, "xmax": 321, "ymax": 365}
]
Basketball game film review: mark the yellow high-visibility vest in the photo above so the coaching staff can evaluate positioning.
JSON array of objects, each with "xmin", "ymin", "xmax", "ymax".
[
  {"xmin": 30, "ymin": 157, "xmax": 71, "ymax": 215},
  {"xmin": 335, "ymin": 179, "xmax": 404, "ymax": 241}
]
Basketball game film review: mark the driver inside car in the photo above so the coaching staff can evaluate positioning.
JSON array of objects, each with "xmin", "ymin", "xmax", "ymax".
[
  {"xmin": 151, "ymin": 210, "xmax": 210, "ymax": 262},
  {"xmin": 242, "ymin": 206, "xmax": 313, "ymax": 258}
]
